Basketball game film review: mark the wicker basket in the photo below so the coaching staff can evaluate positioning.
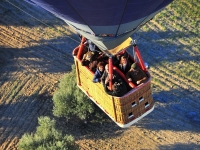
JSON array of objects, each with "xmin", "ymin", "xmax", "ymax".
[{"xmin": 74, "ymin": 56, "xmax": 154, "ymax": 127}]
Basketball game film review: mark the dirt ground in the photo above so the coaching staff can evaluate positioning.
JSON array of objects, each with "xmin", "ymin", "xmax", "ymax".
[{"xmin": 0, "ymin": 0, "xmax": 199, "ymax": 150}]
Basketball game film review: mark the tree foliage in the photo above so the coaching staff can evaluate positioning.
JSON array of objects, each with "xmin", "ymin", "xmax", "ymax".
[
  {"xmin": 18, "ymin": 116, "xmax": 78, "ymax": 150},
  {"xmin": 52, "ymin": 65, "xmax": 95, "ymax": 120}
]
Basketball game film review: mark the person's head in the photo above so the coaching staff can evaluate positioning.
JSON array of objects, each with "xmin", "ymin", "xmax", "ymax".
[
  {"xmin": 120, "ymin": 56, "xmax": 127, "ymax": 65},
  {"xmin": 97, "ymin": 62, "xmax": 104, "ymax": 72},
  {"xmin": 130, "ymin": 63, "xmax": 137, "ymax": 70},
  {"xmin": 112, "ymin": 82, "xmax": 122, "ymax": 93},
  {"xmin": 85, "ymin": 51, "xmax": 93, "ymax": 61}
]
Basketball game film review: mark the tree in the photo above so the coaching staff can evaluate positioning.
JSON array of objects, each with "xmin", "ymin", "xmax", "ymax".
[
  {"xmin": 52, "ymin": 65, "xmax": 95, "ymax": 121},
  {"xmin": 18, "ymin": 116, "xmax": 78, "ymax": 150}
]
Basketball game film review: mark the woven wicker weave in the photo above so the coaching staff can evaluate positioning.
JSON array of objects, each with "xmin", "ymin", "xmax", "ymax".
[{"xmin": 74, "ymin": 56, "xmax": 154, "ymax": 126}]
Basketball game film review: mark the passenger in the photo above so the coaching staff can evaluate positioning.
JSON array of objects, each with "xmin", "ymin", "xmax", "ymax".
[
  {"xmin": 93, "ymin": 62, "xmax": 105, "ymax": 83},
  {"xmin": 89, "ymin": 60, "xmax": 98, "ymax": 72},
  {"xmin": 85, "ymin": 39, "xmax": 100, "ymax": 52},
  {"xmin": 118, "ymin": 56, "xmax": 131, "ymax": 74},
  {"xmin": 88, "ymin": 53, "xmax": 107, "ymax": 72},
  {"xmin": 122, "ymin": 50, "xmax": 129, "ymax": 59},
  {"xmin": 82, "ymin": 39, "xmax": 102, "ymax": 67},
  {"xmin": 101, "ymin": 64, "xmax": 127, "ymax": 97},
  {"xmin": 118, "ymin": 50, "xmax": 129, "ymax": 60},
  {"xmin": 104, "ymin": 81, "xmax": 127, "ymax": 97},
  {"xmin": 112, "ymin": 54, "xmax": 121, "ymax": 66},
  {"xmin": 81, "ymin": 50, "xmax": 94, "ymax": 66},
  {"xmin": 79, "ymin": 35, "xmax": 100, "ymax": 52},
  {"xmin": 126, "ymin": 63, "xmax": 147, "ymax": 85}
]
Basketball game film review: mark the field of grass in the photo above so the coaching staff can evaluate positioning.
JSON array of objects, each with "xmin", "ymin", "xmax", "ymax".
[{"xmin": 137, "ymin": 0, "xmax": 199, "ymax": 93}]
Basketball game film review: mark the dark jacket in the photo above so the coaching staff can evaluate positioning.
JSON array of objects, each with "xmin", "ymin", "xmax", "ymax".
[
  {"xmin": 118, "ymin": 62, "xmax": 131, "ymax": 74},
  {"xmin": 126, "ymin": 67, "xmax": 147, "ymax": 85},
  {"xmin": 101, "ymin": 70, "xmax": 121, "ymax": 86},
  {"xmin": 101, "ymin": 70, "xmax": 127, "ymax": 97},
  {"xmin": 103, "ymin": 81, "xmax": 127, "ymax": 97}
]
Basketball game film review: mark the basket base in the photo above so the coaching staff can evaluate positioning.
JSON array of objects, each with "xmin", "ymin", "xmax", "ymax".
[
  {"xmin": 116, "ymin": 105, "xmax": 154, "ymax": 128},
  {"xmin": 77, "ymin": 84, "xmax": 154, "ymax": 128}
]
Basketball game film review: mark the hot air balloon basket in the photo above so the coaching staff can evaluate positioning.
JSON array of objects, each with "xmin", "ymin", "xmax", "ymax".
[{"xmin": 74, "ymin": 55, "xmax": 154, "ymax": 127}]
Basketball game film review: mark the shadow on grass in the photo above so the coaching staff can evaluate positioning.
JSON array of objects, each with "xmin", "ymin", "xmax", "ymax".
[
  {"xmin": 0, "ymin": 79, "xmax": 199, "ymax": 146},
  {"xmin": 136, "ymin": 88, "xmax": 200, "ymax": 133},
  {"xmin": 130, "ymin": 30, "xmax": 199, "ymax": 67},
  {"xmin": 0, "ymin": 90, "xmax": 53, "ymax": 146},
  {"xmin": 159, "ymin": 143, "xmax": 200, "ymax": 149},
  {"xmin": 53, "ymin": 86, "xmax": 200, "ymax": 142},
  {"xmin": 0, "ymin": 37, "xmax": 76, "ymax": 80},
  {"xmin": 54, "ymin": 111, "xmax": 124, "ymax": 142},
  {"xmin": 54, "ymin": 74, "xmax": 200, "ymax": 140}
]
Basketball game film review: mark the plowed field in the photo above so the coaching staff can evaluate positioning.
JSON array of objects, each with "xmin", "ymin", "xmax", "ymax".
[{"xmin": 0, "ymin": 0, "xmax": 199, "ymax": 149}]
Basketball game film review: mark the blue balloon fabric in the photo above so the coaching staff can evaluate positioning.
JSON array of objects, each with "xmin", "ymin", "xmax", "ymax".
[{"xmin": 29, "ymin": 0, "xmax": 173, "ymax": 50}]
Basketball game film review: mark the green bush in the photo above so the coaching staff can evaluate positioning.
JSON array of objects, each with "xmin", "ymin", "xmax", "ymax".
[
  {"xmin": 18, "ymin": 116, "xmax": 78, "ymax": 150},
  {"xmin": 52, "ymin": 65, "xmax": 95, "ymax": 121}
]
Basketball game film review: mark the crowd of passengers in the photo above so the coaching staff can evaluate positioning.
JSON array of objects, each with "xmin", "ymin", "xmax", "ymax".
[{"xmin": 81, "ymin": 39, "xmax": 147, "ymax": 97}]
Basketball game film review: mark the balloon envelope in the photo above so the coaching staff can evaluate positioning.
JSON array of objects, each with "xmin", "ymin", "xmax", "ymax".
[{"xmin": 29, "ymin": 0, "xmax": 173, "ymax": 51}]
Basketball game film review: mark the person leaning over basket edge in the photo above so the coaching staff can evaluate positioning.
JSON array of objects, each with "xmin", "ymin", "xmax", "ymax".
[
  {"xmin": 93, "ymin": 62, "xmax": 105, "ymax": 83},
  {"xmin": 101, "ymin": 64, "xmax": 127, "ymax": 97},
  {"xmin": 126, "ymin": 63, "xmax": 147, "ymax": 85}
]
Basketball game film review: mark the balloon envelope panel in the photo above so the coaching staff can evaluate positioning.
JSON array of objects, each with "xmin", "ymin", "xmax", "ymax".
[{"xmin": 30, "ymin": 0, "xmax": 173, "ymax": 50}]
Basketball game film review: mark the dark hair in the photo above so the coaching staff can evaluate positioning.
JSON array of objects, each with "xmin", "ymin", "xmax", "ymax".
[
  {"xmin": 97, "ymin": 62, "xmax": 104, "ymax": 68},
  {"xmin": 112, "ymin": 82, "xmax": 122, "ymax": 93},
  {"xmin": 120, "ymin": 56, "xmax": 127, "ymax": 64},
  {"xmin": 121, "ymin": 56, "xmax": 127, "ymax": 60}
]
